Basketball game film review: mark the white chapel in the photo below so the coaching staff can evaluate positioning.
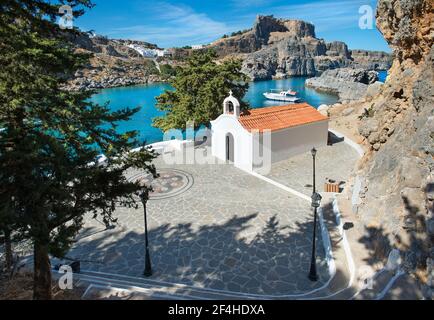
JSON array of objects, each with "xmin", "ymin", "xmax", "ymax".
[{"xmin": 211, "ymin": 92, "xmax": 329, "ymax": 172}]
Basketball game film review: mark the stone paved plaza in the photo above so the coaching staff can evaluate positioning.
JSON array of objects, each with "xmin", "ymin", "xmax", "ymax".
[
  {"xmin": 266, "ymin": 141, "xmax": 360, "ymax": 196},
  {"xmin": 61, "ymin": 141, "xmax": 358, "ymax": 296}
]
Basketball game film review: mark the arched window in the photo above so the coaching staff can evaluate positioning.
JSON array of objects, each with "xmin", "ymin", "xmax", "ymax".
[{"xmin": 227, "ymin": 101, "xmax": 234, "ymax": 113}]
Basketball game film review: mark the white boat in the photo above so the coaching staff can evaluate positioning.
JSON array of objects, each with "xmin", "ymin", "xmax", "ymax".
[{"xmin": 263, "ymin": 89, "xmax": 301, "ymax": 102}]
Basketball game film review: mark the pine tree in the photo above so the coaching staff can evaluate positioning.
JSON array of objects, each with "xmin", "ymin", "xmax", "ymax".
[
  {"xmin": 153, "ymin": 50, "xmax": 250, "ymax": 131},
  {"xmin": 0, "ymin": 0, "xmax": 156, "ymax": 299},
  {"xmin": 0, "ymin": 202, "xmax": 15, "ymax": 273}
]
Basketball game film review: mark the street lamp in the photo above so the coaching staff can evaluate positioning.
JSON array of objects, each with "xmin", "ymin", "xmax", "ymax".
[
  {"xmin": 140, "ymin": 189, "xmax": 152, "ymax": 277},
  {"xmin": 311, "ymin": 147, "xmax": 317, "ymax": 192},
  {"xmin": 309, "ymin": 192, "xmax": 322, "ymax": 282},
  {"xmin": 308, "ymin": 147, "xmax": 322, "ymax": 282}
]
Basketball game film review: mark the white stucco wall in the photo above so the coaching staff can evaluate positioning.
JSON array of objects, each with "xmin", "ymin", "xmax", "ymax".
[
  {"xmin": 211, "ymin": 115, "xmax": 253, "ymax": 172},
  {"xmin": 252, "ymin": 120, "xmax": 329, "ymax": 166},
  {"xmin": 212, "ymin": 115, "xmax": 329, "ymax": 172}
]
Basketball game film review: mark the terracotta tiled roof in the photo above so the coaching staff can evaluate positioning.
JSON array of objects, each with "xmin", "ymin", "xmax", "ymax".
[{"xmin": 238, "ymin": 103, "xmax": 328, "ymax": 133}]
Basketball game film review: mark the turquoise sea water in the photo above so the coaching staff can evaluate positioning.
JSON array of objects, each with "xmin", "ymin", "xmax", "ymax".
[
  {"xmin": 378, "ymin": 70, "xmax": 388, "ymax": 83},
  {"xmin": 90, "ymin": 71, "xmax": 388, "ymax": 144},
  {"xmin": 91, "ymin": 83, "xmax": 172, "ymax": 145},
  {"xmin": 243, "ymin": 77, "xmax": 339, "ymax": 108}
]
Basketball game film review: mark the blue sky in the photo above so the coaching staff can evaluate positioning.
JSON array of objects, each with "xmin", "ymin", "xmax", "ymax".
[{"xmin": 75, "ymin": 0, "xmax": 390, "ymax": 52}]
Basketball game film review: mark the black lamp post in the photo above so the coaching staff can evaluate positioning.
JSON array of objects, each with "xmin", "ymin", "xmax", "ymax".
[
  {"xmin": 308, "ymin": 147, "xmax": 322, "ymax": 282},
  {"xmin": 311, "ymin": 148, "xmax": 317, "ymax": 193},
  {"xmin": 140, "ymin": 189, "xmax": 152, "ymax": 277}
]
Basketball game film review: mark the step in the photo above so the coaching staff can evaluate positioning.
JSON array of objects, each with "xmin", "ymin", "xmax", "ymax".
[
  {"xmin": 70, "ymin": 269, "xmax": 343, "ymax": 300},
  {"xmin": 52, "ymin": 269, "xmax": 200, "ymax": 300},
  {"xmin": 81, "ymin": 283, "xmax": 180, "ymax": 300},
  {"xmin": 73, "ymin": 270, "xmax": 255, "ymax": 300}
]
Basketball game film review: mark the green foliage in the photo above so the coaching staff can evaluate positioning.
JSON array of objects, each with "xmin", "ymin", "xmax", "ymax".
[
  {"xmin": 159, "ymin": 64, "xmax": 178, "ymax": 79},
  {"xmin": 0, "ymin": 0, "xmax": 157, "ymax": 298},
  {"xmin": 153, "ymin": 50, "xmax": 250, "ymax": 131},
  {"xmin": 358, "ymin": 105, "xmax": 376, "ymax": 120},
  {"xmin": 230, "ymin": 29, "xmax": 251, "ymax": 37},
  {"xmin": 222, "ymin": 29, "xmax": 251, "ymax": 39},
  {"xmin": 143, "ymin": 59, "xmax": 160, "ymax": 75}
]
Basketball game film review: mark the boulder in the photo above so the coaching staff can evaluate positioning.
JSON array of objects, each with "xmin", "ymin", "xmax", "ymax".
[
  {"xmin": 366, "ymin": 82, "xmax": 384, "ymax": 100},
  {"xmin": 359, "ymin": 119, "xmax": 379, "ymax": 138},
  {"xmin": 342, "ymin": 107, "xmax": 355, "ymax": 116}
]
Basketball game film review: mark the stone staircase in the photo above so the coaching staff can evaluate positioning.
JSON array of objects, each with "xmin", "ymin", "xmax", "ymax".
[{"xmin": 72, "ymin": 270, "xmax": 254, "ymax": 300}]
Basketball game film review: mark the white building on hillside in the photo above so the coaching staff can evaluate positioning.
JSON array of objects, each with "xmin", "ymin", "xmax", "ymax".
[
  {"xmin": 211, "ymin": 92, "xmax": 329, "ymax": 172},
  {"xmin": 127, "ymin": 44, "xmax": 169, "ymax": 58},
  {"xmin": 192, "ymin": 44, "xmax": 205, "ymax": 50}
]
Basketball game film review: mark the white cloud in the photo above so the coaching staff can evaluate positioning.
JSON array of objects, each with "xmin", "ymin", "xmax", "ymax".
[
  {"xmin": 265, "ymin": 0, "xmax": 375, "ymax": 32},
  {"xmin": 106, "ymin": 2, "xmax": 234, "ymax": 47},
  {"xmin": 232, "ymin": 0, "xmax": 376, "ymax": 33},
  {"xmin": 104, "ymin": 0, "xmax": 379, "ymax": 47},
  {"xmin": 230, "ymin": 0, "xmax": 272, "ymax": 9}
]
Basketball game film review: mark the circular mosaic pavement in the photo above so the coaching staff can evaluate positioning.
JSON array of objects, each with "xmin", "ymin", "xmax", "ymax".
[{"xmin": 129, "ymin": 169, "xmax": 194, "ymax": 200}]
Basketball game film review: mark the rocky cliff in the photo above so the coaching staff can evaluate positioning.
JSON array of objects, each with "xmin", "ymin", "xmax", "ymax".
[
  {"xmin": 66, "ymin": 32, "xmax": 164, "ymax": 90},
  {"xmin": 350, "ymin": 49, "xmax": 392, "ymax": 70},
  {"xmin": 326, "ymin": 0, "xmax": 433, "ymax": 297},
  {"xmin": 210, "ymin": 16, "xmax": 316, "ymax": 57},
  {"xmin": 306, "ymin": 68, "xmax": 381, "ymax": 102},
  {"xmin": 209, "ymin": 15, "xmax": 392, "ymax": 80},
  {"xmin": 67, "ymin": 32, "xmax": 160, "ymax": 57},
  {"xmin": 67, "ymin": 16, "xmax": 393, "ymax": 88}
]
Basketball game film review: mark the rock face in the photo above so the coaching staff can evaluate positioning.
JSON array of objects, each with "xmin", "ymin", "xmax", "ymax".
[
  {"xmin": 68, "ymin": 55, "xmax": 161, "ymax": 91},
  {"xmin": 354, "ymin": 0, "xmax": 433, "ymax": 284},
  {"xmin": 305, "ymin": 68, "xmax": 380, "ymax": 102},
  {"xmin": 209, "ymin": 15, "xmax": 392, "ymax": 80},
  {"xmin": 65, "ymin": 32, "xmax": 163, "ymax": 90},
  {"xmin": 210, "ymin": 16, "xmax": 316, "ymax": 57},
  {"xmin": 66, "ymin": 32, "xmax": 160, "ymax": 58},
  {"xmin": 241, "ymin": 37, "xmax": 335, "ymax": 79},
  {"xmin": 66, "ymin": 16, "xmax": 393, "ymax": 88},
  {"xmin": 350, "ymin": 49, "xmax": 392, "ymax": 70}
]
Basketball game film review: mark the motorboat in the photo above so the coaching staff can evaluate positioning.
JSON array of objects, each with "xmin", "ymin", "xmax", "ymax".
[{"xmin": 263, "ymin": 89, "xmax": 301, "ymax": 102}]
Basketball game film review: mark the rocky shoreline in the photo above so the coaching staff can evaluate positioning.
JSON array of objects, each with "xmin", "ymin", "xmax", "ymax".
[
  {"xmin": 305, "ymin": 68, "xmax": 384, "ymax": 103},
  {"xmin": 64, "ymin": 32, "xmax": 172, "ymax": 91},
  {"xmin": 66, "ymin": 16, "xmax": 393, "ymax": 91},
  {"xmin": 68, "ymin": 70, "xmax": 164, "ymax": 91}
]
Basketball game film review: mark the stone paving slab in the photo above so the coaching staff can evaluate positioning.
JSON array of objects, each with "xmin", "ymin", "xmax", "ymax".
[
  {"xmin": 265, "ymin": 141, "xmax": 360, "ymax": 196},
  {"xmin": 61, "ymin": 149, "xmax": 331, "ymax": 296}
]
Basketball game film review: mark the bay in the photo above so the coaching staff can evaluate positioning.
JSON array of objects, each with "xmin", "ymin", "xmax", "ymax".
[{"xmin": 90, "ymin": 72, "xmax": 387, "ymax": 144}]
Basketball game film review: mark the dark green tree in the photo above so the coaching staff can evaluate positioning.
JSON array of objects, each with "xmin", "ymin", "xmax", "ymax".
[
  {"xmin": 0, "ymin": 0, "xmax": 156, "ymax": 299},
  {"xmin": 159, "ymin": 64, "xmax": 178, "ymax": 80},
  {"xmin": 0, "ymin": 201, "xmax": 15, "ymax": 273},
  {"xmin": 153, "ymin": 50, "xmax": 250, "ymax": 131}
]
